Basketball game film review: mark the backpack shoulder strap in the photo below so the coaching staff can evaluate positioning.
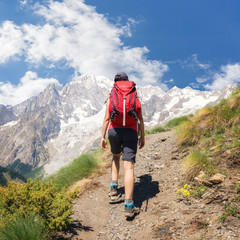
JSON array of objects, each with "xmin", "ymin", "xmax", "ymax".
[{"xmin": 109, "ymin": 85, "xmax": 120, "ymax": 120}]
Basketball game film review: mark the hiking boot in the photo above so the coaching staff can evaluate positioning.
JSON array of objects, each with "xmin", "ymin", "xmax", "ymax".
[
  {"xmin": 109, "ymin": 193, "xmax": 124, "ymax": 204},
  {"xmin": 108, "ymin": 184, "xmax": 124, "ymax": 204},
  {"xmin": 124, "ymin": 202, "xmax": 140, "ymax": 218},
  {"xmin": 109, "ymin": 185, "xmax": 118, "ymax": 197}
]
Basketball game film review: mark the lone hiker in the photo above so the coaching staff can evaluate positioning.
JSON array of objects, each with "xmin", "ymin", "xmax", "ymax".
[{"xmin": 101, "ymin": 72, "xmax": 145, "ymax": 218}]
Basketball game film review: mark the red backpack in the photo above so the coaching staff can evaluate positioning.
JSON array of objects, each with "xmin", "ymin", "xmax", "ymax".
[{"xmin": 109, "ymin": 81, "xmax": 141, "ymax": 127}]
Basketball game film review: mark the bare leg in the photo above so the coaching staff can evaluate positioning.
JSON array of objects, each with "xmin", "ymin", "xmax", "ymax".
[
  {"xmin": 124, "ymin": 161, "xmax": 134, "ymax": 200},
  {"xmin": 111, "ymin": 154, "xmax": 120, "ymax": 182}
]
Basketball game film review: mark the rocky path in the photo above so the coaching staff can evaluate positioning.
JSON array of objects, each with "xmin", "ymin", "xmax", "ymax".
[{"xmin": 57, "ymin": 131, "xmax": 240, "ymax": 240}]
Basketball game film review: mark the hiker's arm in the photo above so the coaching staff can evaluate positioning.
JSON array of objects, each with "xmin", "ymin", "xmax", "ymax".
[
  {"xmin": 101, "ymin": 99, "xmax": 110, "ymax": 150},
  {"xmin": 138, "ymin": 113, "xmax": 145, "ymax": 149}
]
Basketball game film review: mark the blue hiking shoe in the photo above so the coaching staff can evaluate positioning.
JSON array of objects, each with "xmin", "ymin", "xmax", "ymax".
[
  {"xmin": 108, "ymin": 184, "xmax": 124, "ymax": 204},
  {"xmin": 124, "ymin": 201, "xmax": 140, "ymax": 218},
  {"xmin": 109, "ymin": 184, "xmax": 118, "ymax": 197}
]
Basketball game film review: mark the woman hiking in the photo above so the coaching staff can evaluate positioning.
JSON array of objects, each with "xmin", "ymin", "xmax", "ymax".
[{"xmin": 101, "ymin": 72, "xmax": 145, "ymax": 218}]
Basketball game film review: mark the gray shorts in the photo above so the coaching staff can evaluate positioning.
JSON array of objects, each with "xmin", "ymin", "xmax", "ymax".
[{"xmin": 108, "ymin": 128, "xmax": 138, "ymax": 163}]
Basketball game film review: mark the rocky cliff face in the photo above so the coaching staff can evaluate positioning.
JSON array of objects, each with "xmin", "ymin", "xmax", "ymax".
[
  {"xmin": 0, "ymin": 105, "xmax": 17, "ymax": 125},
  {"xmin": 0, "ymin": 74, "xmax": 237, "ymax": 176}
]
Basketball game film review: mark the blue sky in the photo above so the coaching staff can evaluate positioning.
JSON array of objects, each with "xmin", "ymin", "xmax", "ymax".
[{"xmin": 0, "ymin": 0, "xmax": 240, "ymax": 105}]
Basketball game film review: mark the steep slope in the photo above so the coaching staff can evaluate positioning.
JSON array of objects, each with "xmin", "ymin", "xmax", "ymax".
[
  {"xmin": 0, "ymin": 105, "xmax": 17, "ymax": 125},
  {"xmin": 0, "ymin": 85, "xmax": 61, "ymax": 172}
]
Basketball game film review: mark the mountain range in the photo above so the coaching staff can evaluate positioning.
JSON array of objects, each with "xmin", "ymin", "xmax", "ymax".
[{"xmin": 0, "ymin": 74, "xmax": 237, "ymax": 176}]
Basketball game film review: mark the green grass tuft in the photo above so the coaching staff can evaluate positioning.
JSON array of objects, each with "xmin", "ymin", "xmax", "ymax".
[
  {"xmin": 218, "ymin": 204, "xmax": 239, "ymax": 223},
  {"xmin": 46, "ymin": 151, "xmax": 102, "ymax": 190},
  {"xmin": 183, "ymin": 150, "xmax": 214, "ymax": 180},
  {"xmin": 0, "ymin": 213, "xmax": 48, "ymax": 240},
  {"xmin": 165, "ymin": 115, "xmax": 193, "ymax": 129},
  {"xmin": 145, "ymin": 126, "xmax": 166, "ymax": 135}
]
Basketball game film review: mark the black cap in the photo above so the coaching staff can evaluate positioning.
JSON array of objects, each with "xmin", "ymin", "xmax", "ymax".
[{"xmin": 114, "ymin": 72, "xmax": 129, "ymax": 82}]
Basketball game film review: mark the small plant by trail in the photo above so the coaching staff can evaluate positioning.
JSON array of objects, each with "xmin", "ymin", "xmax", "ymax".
[
  {"xmin": 176, "ymin": 183, "xmax": 208, "ymax": 198},
  {"xmin": 0, "ymin": 177, "xmax": 78, "ymax": 232},
  {"xmin": 182, "ymin": 150, "xmax": 216, "ymax": 181},
  {"xmin": 0, "ymin": 213, "xmax": 48, "ymax": 240},
  {"xmin": 218, "ymin": 204, "xmax": 240, "ymax": 223}
]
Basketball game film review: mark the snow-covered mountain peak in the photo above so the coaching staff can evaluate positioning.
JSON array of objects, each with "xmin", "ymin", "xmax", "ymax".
[
  {"xmin": 138, "ymin": 85, "xmax": 165, "ymax": 102},
  {"xmin": 0, "ymin": 73, "xmax": 238, "ymax": 176}
]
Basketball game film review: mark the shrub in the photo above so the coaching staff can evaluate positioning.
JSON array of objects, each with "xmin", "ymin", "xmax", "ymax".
[
  {"xmin": 0, "ymin": 213, "xmax": 48, "ymax": 240},
  {"xmin": 0, "ymin": 178, "xmax": 78, "ymax": 231}
]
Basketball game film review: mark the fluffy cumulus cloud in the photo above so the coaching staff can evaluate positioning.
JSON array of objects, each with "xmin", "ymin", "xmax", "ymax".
[
  {"xmin": 205, "ymin": 63, "xmax": 240, "ymax": 90},
  {"xmin": 0, "ymin": 21, "xmax": 26, "ymax": 63},
  {"xmin": 0, "ymin": 71, "xmax": 62, "ymax": 106},
  {"xmin": 0, "ymin": 0, "xmax": 168, "ymax": 93}
]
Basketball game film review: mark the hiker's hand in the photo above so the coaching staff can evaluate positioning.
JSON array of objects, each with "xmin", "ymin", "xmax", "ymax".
[
  {"xmin": 139, "ymin": 136, "xmax": 145, "ymax": 149},
  {"xmin": 101, "ymin": 138, "xmax": 108, "ymax": 150}
]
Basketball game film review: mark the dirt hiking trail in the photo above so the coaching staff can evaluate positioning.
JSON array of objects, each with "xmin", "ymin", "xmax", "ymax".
[{"xmin": 56, "ymin": 131, "xmax": 239, "ymax": 240}]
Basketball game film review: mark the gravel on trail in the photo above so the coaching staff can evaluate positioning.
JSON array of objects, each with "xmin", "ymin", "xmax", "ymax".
[{"xmin": 55, "ymin": 131, "xmax": 240, "ymax": 240}]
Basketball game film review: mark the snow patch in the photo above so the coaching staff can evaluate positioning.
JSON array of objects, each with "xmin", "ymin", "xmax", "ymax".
[{"xmin": 1, "ymin": 120, "xmax": 19, "ymax": 129}]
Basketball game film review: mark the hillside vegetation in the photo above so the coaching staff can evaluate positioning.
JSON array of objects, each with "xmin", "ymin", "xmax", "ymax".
[
  {"xmin": 176, "ymin": 86, "xmax": 240, "ymax": 173},
  {"xmin": 45, "ymin": 149, "xmax": 104, "ymax": 191},
  {"xmin": 175, "ymin": 86, "xmax": 240, "ymax": 221},
  {"xmin": 0, "ymin": 150, "xmax": 103, "ymax": 239}
]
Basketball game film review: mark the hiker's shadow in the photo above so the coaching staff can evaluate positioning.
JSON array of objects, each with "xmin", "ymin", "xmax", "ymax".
[
  {"xmin": 134, "ymin": 174, "xmax": 159, "ymax": 209},
  {"xmin": 118, "ymin": 174, "xmax": 159, "ymax": 217}
]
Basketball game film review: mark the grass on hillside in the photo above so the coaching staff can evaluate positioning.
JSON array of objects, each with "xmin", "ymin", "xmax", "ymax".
[
  {"xmin": 183, "ymin": 150, "xmax": 215, "ymax": 181},
  {"xmin": 145, "ymin": 126, "xmax": 166, "ymax": 135},
  {"xmin": 0, "ymin": 213, "xmax": 48, "ymax": 240},
  {"xmin": 164, "ymin": 114, "xmax": 193, "ymax": 129},
  {"xmin": 176, "ymin": 86, "xmax": 240, "ymax": 147},
  {"xmin": 45, "ymin": 149, "xmax": 104, "ymax": 190},
  {"xmin": 145, "ymin": 114, "xmax": 193, "ymax": 135},
  {"xmin": 176, "ymin": 85, "xmax": 240, "ymax": 180}
]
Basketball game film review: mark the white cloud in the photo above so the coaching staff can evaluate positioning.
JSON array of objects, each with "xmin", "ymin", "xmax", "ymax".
[
  {"xmin": 182, "ymin": 54, "xmax": 210, "ymax": 70},
  {"xmin": 0, "ymin": 0, "xmax": 168, "ymax": 87},
  {"xmin": 205, "ymin": 63, "xmax": 240, "ymax": 90},
  {"xmin": 189, "ymin": 82, "xmax": 200, "ymax": 89},
  {"xmin": 196, "ymin": 77, "xmax": 208, "ymax": 83},
  {"xmin": 0, "ymin": 21, "xmax": 26, "ymax": 63},
  {"xmin": 0, "ymin": 71, "xmax": 62, "ymax": 106},
  {"xmin": 165, "ymin": 79, "xmax": 174, "ymax": 83},
  {"xmin": 19, "ymin": 0, "xmax": 28, "ymax": 6}
]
